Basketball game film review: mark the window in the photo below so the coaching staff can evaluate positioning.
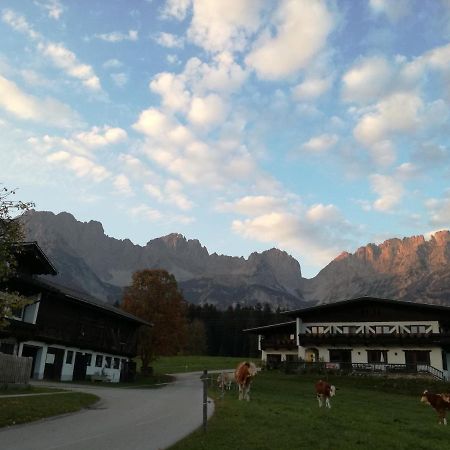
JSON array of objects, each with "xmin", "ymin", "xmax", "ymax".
[
  {"xmin": 85, "ymin": 353, "xmax": 92, "ymax": 366},
  {"xmin": 105, "ymin": 356, "xmax": 112, "ymax": 368},
  {"xmin": 113, "ymin": 358, "xmax": 120, "ymax": 369},
  {"xmin": 95, "ymin": 355, "xmax": 103, "ymax": 367},
  {"xmin": 66, "ymin": 351, "xmax": 74, "ymax": 364},
  {"xmin": 367, "ymin": 350, "xmax": 388, "ymax": 364},
  {"xmin": 0, "ymin": 342, "xmax": 15, "ymax": 354}
]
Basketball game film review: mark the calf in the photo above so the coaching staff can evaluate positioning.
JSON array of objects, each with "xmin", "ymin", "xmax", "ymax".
[
  {"xmin": 217, "ymin": 371, "xmax": 233, "ymax": 391},
  {"xmin": 420, "ymin": 390, "xmax": 450, "ymax": 425},
  {"xmin": 235, "ymin": 362, "xmax": 257, "ymax": 401},
  {"xmin": 315, "ymin": 379, "xmax": 336, "ymax": 408}
]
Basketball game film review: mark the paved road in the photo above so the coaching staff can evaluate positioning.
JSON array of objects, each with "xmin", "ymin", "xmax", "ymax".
[{"xmin": 0, "ymin": 372, "xmax": 214, "ymax": 450}]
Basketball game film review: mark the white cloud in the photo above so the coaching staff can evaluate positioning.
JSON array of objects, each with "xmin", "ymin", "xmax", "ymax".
[
  {"xmin": 369, "ymin": 174, "xmax": 404, "ymax": 211},
  {"xmin": 130, "ymin": 204, "xmax": 163, "ymax": 222},
  {"xmin": 154, "ymin": 32, "xmax": 184, "ymax": 48},
  {"xmin": 165, "ymin": 179, "xmax": 194, "ymax": 210},
  {"xmin": 35, "ymin": 1, "xmax": 64, "ymax": 20},
  {"xmin": 292, "ymin": 77, "xmax": 331, "ymax": 100},
  {"xmin": 46, "ymin": 151, "xmax": 110, "ymax": 182},
  {"xmin": 114, "ymin": 174, "xmax": 133, "ymax": 196},
  {"xmin": 38, "ymin": 42, "xmax": 101, "ymax": 91},
  {"xmin": 369, "ymin": 0, "xmax": 411, "ymax": 23},
  {"xmin": 369, "ymin": 140, "xmax": 396, "ymax": 167},
  {"xmin": 103, "ymin": 59, "xmax": 123, "ymax": 69},
  {"xmin": 188, "ymin": 94, "xmax": 228, "ymax": 127},
  {"xmin": 160, "ymin": 0, "xmax": 192, "ymax": 21},
  {"xmin": 94, "ymin": 30, "xmax": 138, "ymax": 43},
  {"xmin": 218, "ymin": 195, "xmax": 287, "ymax": 216},
  {"xmin": 246, "ymin": 0, "xmax": 334, "ymax": 79},
  {"xmin": 302, "ymin": 133, "xmax": 338, "ymax": 152},
  {"xmin": 0, "ymin": 75, "xmax": 81, "ymax": 128},
  {"xmin": 187, "ymin": 0, "xmax": 262, "ymax": 53},
  {"xmin": 75, "ymin": 126, "xmax": 127, "ymax": 148},
  {"xmin": 425, "ymin": 192, "xmax": 450, "ymax": 227},
  {"xmin": 342, "ymin": 56, "xmax": 393, "ymax": 103},
  {"xmin": 150, "ymin": 72, "xmax": 190, "ymax": 112},
  {"xmin": 111, "ymin": 72, "xmax": 128, "ymax": 87},
  {"xmin": 353, "ymin": 92, "xmax": 423, "ymax": 147},
  {"xmin": 1, "ymin": 9, "xmax": 41, "ymax": 40}
]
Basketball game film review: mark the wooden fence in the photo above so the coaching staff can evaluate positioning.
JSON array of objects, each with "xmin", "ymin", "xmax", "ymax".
[{"xmin": 0, "ymin": 353, "xmax": 32, "ymax": 384}]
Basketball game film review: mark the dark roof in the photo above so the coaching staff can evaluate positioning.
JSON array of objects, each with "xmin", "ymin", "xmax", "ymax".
[
  {"xmin": 243, "ymin": 320, "xmax": 296, "ymax": 333},
  {"xmin": 283, "ymin": 296, "xmax": 450, "ymax": 317},
  {"xmin": 32, "ymin": 277, "xmax": 151, "ymax": 327},
  {"xmin": 13, "ymin": 241, "xmax": 57, "ymax": 275}
]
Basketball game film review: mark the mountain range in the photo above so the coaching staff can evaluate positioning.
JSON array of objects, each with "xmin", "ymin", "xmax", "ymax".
[{"xmin": 21, "ymin": 210, "xmax": 450, "ymax": 309}]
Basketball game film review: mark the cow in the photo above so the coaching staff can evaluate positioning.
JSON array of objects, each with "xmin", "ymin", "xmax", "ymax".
[
  {"xmin": 420, "ymin": 390, "xmax": 450, "ymax": 425},
  {"xmin": 315, "ymin": 379, "xmax": 336, "ymax": 408},
  {"xmin": 234, "ymin": 361, "xmax": 257, "ymax": 401},
  {"xmin": 217, "ymin": 371, "xmax": 233, "ymax": 391}
]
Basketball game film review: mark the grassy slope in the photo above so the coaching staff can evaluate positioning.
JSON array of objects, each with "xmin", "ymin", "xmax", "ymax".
[
  {"xmin": 0, "ymin": 392, "xmax": 98, "ymax": 428},
  {"xmin": 170, "ymin": 372, "xmax": 450, "ymax": 450},
  {"xmin": 0, "ymin": 385, "xmax": 65, "ymax": 395}
]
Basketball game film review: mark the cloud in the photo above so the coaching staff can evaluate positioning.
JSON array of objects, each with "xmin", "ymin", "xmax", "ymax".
[
  {"xmin": 218, "ymin": 195, "xmax": 288, "ymax": 216},
  {"xmin": 187, "ymin": 0, "xmax": 262, "ymax": 53},
  {"xmin": 103, "ymin": 59, "xmax": 123, "ymax": 69},
  {"xmin": 38, "ymin": 42, "xmax": 101, "ymax": 91},
  {"xmin": 369, "ymin": 174, "xmax": 404, "ymax": 211},
  {"xmin": 425, "ymin": 191, "xmax": 450, "ymax": 227},
  {"xmin": 302, "ymin": 134, "xmax": 338, "ymax": 152},
  {"xmin": 153, "ymin": 32, "xmax": 184, "ymax": 48},
  {"xmin": 246, "ymin": 0, "xmax": 334, "ymax": 79},
  {"xmin": 129, "ymin": 204, "xmax": 163, "ymax": 222},
  {"xmin": 292, "ymin": 77, "xmax": 331, "ymax": 100},
  {"xmin": 369, "ymin": 0, "xmax": 411, "ymax": 23},
  {"xmin": 46, "ymin": 151, "xmax": 110, "ymax": 182},
  {"xmin": 75, "ymin": 126, "xmax": 127, "ymax": 148},
  {"xmin": 113, "ymin": 174, "xmax": 134, "ymax": 196},
  {"xmin": 187, "ymin": 94, "xmax": 228, "ymax": 127},
  {"xmin": 1, "ymin": 9, "xmax": 41, "ymax": 40},
  {"xmin": 35, "ymin": 1, "xmax": 64, "ymax": 20},
  {"xmin": 160, "ymin": 0, "xmax": 192, "ymax": 21},
  {"xmin": 342, "ymin": 56, "xmax": 393, "ymax": 103},
  {"xmin": 110, "ymin": 73, "xmax": 128, "ymax": 87},
  {"xmin": 353, "ymin": 92, "xmax": 422, "ymax": 147},
  {"xmin": 94, "ymin": 30, "xmax": 138, "ymax": 43},
  {"xmin": 0, "ymin": 75, "xmax": 82, "ymax": 128},
  {"xmin": 3, "ymin": 9, "xmax": 102, "ymax": 92},
  {"xmin": 150, "ymin": 72, "xmax": 191, "ymax": 112}
]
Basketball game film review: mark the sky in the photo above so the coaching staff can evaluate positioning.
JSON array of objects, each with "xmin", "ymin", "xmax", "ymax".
[{"xmin": 0, "ymin": 0, "xmax": 449, "ymax": 278}]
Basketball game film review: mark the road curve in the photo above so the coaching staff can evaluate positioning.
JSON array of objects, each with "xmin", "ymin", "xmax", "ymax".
[{"xmin": 0, "ymin": 372, "xmax": 214, "ymax": 450}]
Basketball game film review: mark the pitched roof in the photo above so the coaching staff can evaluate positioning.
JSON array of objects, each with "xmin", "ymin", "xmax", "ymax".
[{"xmin": 13, "ymin": 241, "xmax": 57, "ymax": 275}]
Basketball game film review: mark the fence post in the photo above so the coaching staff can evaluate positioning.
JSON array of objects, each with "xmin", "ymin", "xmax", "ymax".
[{"xmin": 201, "ymin": 369, "xmax": 208, "ymax": 433}]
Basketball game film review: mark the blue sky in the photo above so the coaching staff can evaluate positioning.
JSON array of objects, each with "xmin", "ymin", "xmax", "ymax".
[{"xmin": 1, "ymin": 0, "xmax": 449, "ymax": 278}]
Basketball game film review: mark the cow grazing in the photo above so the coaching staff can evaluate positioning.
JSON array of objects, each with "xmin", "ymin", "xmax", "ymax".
[
  {"xmin": 420, "ymin": 390, "xmax": 450, "ymax": 425},
  {"xmin": 217, "ymin": 371, "xmax": 233, "ymax": 391},
  {"xmin": 234, "ymin": 362, "xmax": 257, "ymax": 401},
  {"xmin": 315, "ymin": 380, "xmax": 336, "ymax": 408}
]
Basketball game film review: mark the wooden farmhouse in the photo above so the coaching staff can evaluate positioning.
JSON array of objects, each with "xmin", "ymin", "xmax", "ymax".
[
  {"xmin": 0, "ymin": 242, "xmax": 149, "ymax": 383},
  {"xmin": 245, "ymin": 297, "xmax": 450, "ymax": 380}
]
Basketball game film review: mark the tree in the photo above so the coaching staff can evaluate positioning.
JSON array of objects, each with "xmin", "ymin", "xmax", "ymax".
[
  {"xmin": 0, "ymin": 186, "xmax": 34, "ymax": 329},
  {"xmin": 121, "ymin": 269, "xmax": 188, "ymax": 374},
  {"xmin": 184, "ymin": 319, "xmax": 207, "ymax": 355}
]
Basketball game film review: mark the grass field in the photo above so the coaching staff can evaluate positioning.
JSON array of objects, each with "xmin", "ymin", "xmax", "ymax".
[
  {"xmin": 0, "ymin": 391, "xmax": 98, "ymax": 428},
  {"xmin": 0, "ymin": 385, "xmax": 65, "ymax": 396},
  {"xmin": 170, "ymin": 371, "xmax": 450, "ymax": 450},
  {"xmin": 151, "ymin": 355, "xmax": 259, "ymax": 374}
]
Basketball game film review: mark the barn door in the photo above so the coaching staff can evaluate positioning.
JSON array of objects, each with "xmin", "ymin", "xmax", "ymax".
[
  {"xmin": 73, "ymin": 352, "xmax": 88, "ymax": 381},
  {"xmin": 43, "ymin": 347, "xmax": 64, "ymax": 380}
]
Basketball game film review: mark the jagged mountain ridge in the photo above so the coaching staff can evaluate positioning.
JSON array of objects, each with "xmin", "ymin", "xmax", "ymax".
[
  {"xmin": 21, "ymin": 210, "xmax": 450, "ymax": 308},
  {"xmin": 22, "ymin": 210, "xmax": 305, "ymax": 308}
]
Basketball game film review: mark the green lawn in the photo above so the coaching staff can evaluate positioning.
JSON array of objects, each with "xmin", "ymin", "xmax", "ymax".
[
  {"xmin": 0, "ymin": 385, "xmax": 65, "ymax": 396},
  {"xmin": 170, "ymin": 371, "xmax": 450, "ymax": 450},
  {"xmin": 151, "ymin": 355, "xmax": 259, "ymax": 374},
  {"xmin": 0, "ymin": 392, "xmax": 98, "ymax": 428}
]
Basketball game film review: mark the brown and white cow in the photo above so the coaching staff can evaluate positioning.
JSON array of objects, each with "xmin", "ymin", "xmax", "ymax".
[
  {"xmin": 420, "ymin": 390, "xmax": 450, "ymax": 425},
  {"xmin": 234, "ymin": 362, "xmax": 257, "ymax": 401},
  {"xmin": 315, "ymin": 379, "xmax": 336, "ymax": 408}
]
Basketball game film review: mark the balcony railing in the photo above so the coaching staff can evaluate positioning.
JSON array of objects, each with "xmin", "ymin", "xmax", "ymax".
[
  {"xmin": 261, "ymin": 339, "xmax": 297, "ymax": 350},
  {"xmin": 280, "ymin": 361, "xmax": 445, "ymax": 380}
]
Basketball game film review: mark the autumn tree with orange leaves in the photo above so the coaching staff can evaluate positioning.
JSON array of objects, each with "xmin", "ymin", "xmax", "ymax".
[{"xmin": 121, "ymin": 269, "xmax": 187, "ymax": 374}]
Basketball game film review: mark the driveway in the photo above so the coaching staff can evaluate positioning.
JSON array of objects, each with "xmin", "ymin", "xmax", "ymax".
[{"xmin": 0, "ymin": 372, "xmax": 214, "ymax": 450}]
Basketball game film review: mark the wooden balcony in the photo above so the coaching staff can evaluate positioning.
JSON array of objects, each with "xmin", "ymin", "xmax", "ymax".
[{"xmin": 261, "ymin": 339, "xmax": 297, "ymax": 351}]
